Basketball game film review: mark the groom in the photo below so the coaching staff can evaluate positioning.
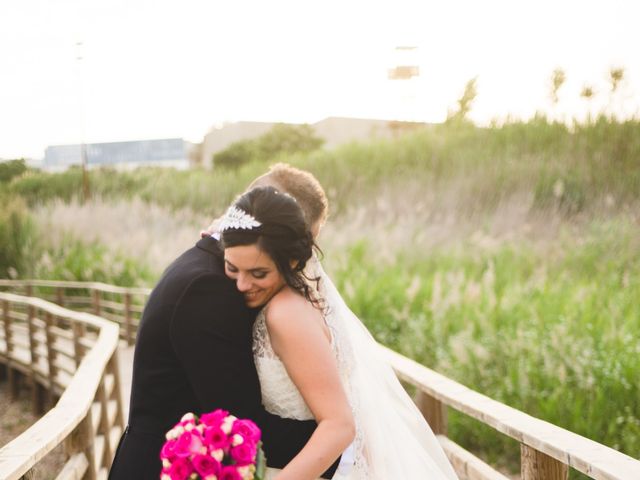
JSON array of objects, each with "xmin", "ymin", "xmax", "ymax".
[{"xmin": 108, "ymin": 164, "xmax": 340, "ymax": 479}]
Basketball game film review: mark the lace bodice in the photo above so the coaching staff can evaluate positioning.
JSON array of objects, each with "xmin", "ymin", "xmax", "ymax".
[{"xmin": 252, "ymin": 309, "xmax": 336, "ymax": 421}]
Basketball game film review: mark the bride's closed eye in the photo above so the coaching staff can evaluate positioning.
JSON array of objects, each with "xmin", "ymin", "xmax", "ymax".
[{"xmin": 225, "ymin": 262, "xmax": 269, "ymax": 279}]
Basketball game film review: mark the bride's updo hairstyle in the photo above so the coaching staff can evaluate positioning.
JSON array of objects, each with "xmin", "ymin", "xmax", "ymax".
[{"xmin": 221, "ymin": 186, "xmax": 321, "ymax": 308}]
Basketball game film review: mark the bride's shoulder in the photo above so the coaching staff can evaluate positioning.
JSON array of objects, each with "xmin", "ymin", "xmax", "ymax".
[{"xmin": 264, "ymin": 288, "xmax": 322, "ymax": 335}]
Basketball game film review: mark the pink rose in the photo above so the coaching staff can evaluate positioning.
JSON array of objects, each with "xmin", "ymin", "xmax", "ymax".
[
  {"xmin": 201, "ymin": 409, "xmax": 229, "ymax": 427},
  {"xmin": 193, "ymin": 454, "xmax": 221, "ymax": 477},
  {"xmin": 174, "ymin": 431, "xmax": 203, "ymax": 458},
  {"xmin": 203, "ymin": 425, "xmax": 229, "ymax": 450},
  {"xmin": 230, "ymin": 442, "xmax": 257, "ymax": 466},
  {"xmin": 231, "ymin": 419, "xmax": 261, "ymax": 443},
  {"xmin": 160, "ymin": 439, "xmax": 178, "ymax": 460},
  {"xmin": 219, "ymin": 466, "xmax": 243, "ymax": 480},
  {"xmin": 168, "ymin": 457, "xmax": 194, "ymax": 480}
]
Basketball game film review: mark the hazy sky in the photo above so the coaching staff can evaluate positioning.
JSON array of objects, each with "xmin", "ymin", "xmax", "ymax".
[{"xmin": 1, "ymin": 0, "xmax": 639, "ymax": 159}]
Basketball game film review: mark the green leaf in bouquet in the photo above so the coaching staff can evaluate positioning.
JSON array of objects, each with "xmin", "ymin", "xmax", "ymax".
[{"xmin": 255, "ymin": 441, "xmax": 267, "ymax": 480}]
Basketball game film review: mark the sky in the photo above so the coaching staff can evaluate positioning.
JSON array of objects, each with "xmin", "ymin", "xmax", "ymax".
[{"xmin": 1, "ymin": 0, "xmax": 639, "ymax": 160}]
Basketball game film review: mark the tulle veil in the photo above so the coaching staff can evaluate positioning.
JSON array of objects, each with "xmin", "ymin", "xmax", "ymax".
[{"xmin": 311, "ymin": 258, "xmax": 459, "ymax": 479}]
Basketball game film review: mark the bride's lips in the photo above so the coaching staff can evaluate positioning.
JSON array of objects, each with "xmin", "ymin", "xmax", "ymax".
[{"xmin": 244, "ymin": 290, "xmax": 261, "ymax": 301}]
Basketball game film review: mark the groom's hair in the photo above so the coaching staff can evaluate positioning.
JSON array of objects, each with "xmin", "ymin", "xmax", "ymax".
[{"xmin": 248, "ymin": 163, "xmax": 328, "ymax": 228}]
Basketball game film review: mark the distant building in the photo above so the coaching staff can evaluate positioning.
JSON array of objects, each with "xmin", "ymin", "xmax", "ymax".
[
  {"xmin": 43, "ymin": 138, "xmax": 192, "ymax": 171},
  {"xmin": 199, "ymin": 117, "xmax": 426, "ymax": 168}
]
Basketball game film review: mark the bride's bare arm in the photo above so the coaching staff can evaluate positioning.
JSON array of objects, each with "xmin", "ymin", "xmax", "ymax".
[{"xmin": 266, "ymin": 288, "xmax": 355, "ymax": 480}]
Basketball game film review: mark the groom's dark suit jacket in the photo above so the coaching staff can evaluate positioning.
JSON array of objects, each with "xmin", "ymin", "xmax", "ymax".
[{"xmin": 109, "ymin": 236, "xmax": 340, "ymax": 479}]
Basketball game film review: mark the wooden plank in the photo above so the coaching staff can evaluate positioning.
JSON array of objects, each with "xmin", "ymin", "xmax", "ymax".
[
  {"xmin": 96, "ymin": 381, "xmax": 113, "ymax": 468},
  {"xmin": 44, "ymin": 312, "xmax": 57, "ymax": 408},
  {"xmin": 415, "ymin": 390, "xmax": 448, "ymax": 435},
  {"xmin": 54, "ymin": 453, "xmax": 88, "ymax": 480},
  {"xmin": 124, "ymin": 293, "xmax": 134, "ymax": 346},
  {"xmin": 521, "ymin": 444, "xmax": 568, "ymax": 479},
  {"xmin": 93, "ymin": 435, "xmax": 104, "ymax": 473},
  {"xmin": 437, "ymin": 435, "xmax": 510, "ymax": 480}
]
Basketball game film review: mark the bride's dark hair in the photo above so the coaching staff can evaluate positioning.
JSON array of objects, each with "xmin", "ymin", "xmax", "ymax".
[{"xmin": 221, "ymin": 186, "xmax": 322, "ymax": 309}]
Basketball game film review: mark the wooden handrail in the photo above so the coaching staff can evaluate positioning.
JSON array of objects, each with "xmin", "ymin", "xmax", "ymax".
[
  {"xmin": 382, "ymin": 346, "xmax": 640, "ymax": 480},
  {"xmin": 0, "ymin": 279, "xmax": 150, "ymax": 346},
  {"xmin": 0, "ymin": 279, "xmax": 151, "ymax": 296},
  {"xmin": 1, "ymin": 280, "xmax": 639, "ymax": 480},
  {"xmin": 0, "ymin": 292, "xmax": 123, "ymax": 480}
]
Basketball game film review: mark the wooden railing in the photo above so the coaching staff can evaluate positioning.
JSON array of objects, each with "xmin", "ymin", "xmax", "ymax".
[
  {"xmin": 383, "ymin": 348, "xmax": 640, "ymax": 480},
  {"xmin": 0, "ymin": 280, "xmax": 150, "ymax": 346},
  {"xmin": 0, "ymin": 292, "xmax": 124, "ymax": 480},
  {"xmin": 0, "ymin": 279, "xmax": 639, "ymax": 480}
]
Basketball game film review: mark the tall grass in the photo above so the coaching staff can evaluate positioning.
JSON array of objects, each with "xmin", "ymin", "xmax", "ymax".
[
  {"xmin": 325, "ymin": 217, "xmax": 640, "ymax": 476},
  {"xmin": 7, "ymin": 116, "xmax": 640, "ymax": 219}
]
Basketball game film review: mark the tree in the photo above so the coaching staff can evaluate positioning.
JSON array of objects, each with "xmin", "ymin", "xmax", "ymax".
[
  {"xmin": 580, "ymin": 84, "xmax": 596, "ymax": 123},
  {"xmin": 257, "ymin": 124, "xmax": 324, "ymax": 159},
  {"xmin": 0, "ymin": 158, "xmax": 27, "ymax": 183},
  {"xmin": 212, "ymin": 140, "xmax": 257, "ymax": 169},
  {"xmin": 446, "ymin": 77, "xmax": 478, "ymax": 123},
  {"xmin": 212, "ymin": 123, "xmax": 324, "ymax": 169},
  {"xmin": 549, "ymin": 68, "xmax": 566, "ymax": 107}
]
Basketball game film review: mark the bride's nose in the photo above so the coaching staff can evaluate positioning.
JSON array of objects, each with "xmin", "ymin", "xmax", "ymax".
[{"xmin": 236, "ymin": 273, "xmax": 252, "ymax": 292}]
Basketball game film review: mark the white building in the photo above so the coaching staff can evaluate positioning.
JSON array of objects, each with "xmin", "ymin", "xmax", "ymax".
[{"xmin": 43, "ymin": 138, "xmax": 192, "ymax": 171}]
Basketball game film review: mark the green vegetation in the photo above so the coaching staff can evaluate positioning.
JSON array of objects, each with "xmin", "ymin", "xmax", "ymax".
[
  {"xmin": 213, "ymin": 123, "xmax": 324, "ymax": 169},
  {"xmin": 2, "ymin": 113, "xmax": 639, "ymax": 477},
  {"xmin": 7, "ymin": 116, "xmax": 640, "ymax": 220},
  {"xmin": 0, "ymin": 159, "xmax": 28, "ymax": 183},
  {"xmin": 329, "ymin": 220, "xmax": 640, "ymax": 472}
]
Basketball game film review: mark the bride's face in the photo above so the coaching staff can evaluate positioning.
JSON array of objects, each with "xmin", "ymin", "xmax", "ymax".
[{"xmin": 224, "ymin": 243, "xmax": 286, "ymax": 308}]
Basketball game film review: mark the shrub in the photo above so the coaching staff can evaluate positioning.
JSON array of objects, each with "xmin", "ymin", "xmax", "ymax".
[
  {"xmin": 0, "ymin": 159, "xmax": 28, "ymax": 183},
  {"xmin": 0, "ymin": 195, "xmax": 39, "ymax": 277}
]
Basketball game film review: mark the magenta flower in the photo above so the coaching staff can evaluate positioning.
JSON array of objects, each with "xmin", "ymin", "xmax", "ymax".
[
  {"xmin": 230, "ymin": 442, "xmax": 257, "ymax": 466},
  {"xmin": 204, "ymin": 425, "xmax": 229, "ymax": 450},
  {"xmin": 201, "ymin": 409, "xmax": 229, "ymax": 427},
  {"xmin": 174, "ymin": 431, "xmax": 204, "ymax": 458},
  {"xmin": 193, "ymin": 454, "xmax": 221, "ymax": 477},
  {"xmin": 168, "ymin": 457, "xmax": 194, "ymax": 480},
  {"xmin": 160, "ymin": 439, "xmax": 177, "ymax": 460},
  {"xmin": 219, "ymin": 466, "xmax": 243, "ymax": 480},
  {"xmin": 231, "ymin": 419, "xmax": 261, "ymax": 443}
]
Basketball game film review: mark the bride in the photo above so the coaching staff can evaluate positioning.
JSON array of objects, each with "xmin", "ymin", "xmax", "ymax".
[{"xmin": 218, "ymin": 185, "xmax": 458, "ymax": 480}]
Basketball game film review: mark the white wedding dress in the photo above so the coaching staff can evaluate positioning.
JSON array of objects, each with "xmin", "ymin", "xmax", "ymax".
[
  {"xmin": 253, "ymin": 309, "xmax": 348, "ymax": 480},
  {"xmin": 252, "ymin": 259, "xmax": 459, "ymax": 480}
]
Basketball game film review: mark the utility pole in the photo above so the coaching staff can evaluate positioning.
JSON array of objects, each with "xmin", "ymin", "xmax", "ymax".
[{"xmin": 76, "ymin": 41, "xmax": 90, "ymax": 202}]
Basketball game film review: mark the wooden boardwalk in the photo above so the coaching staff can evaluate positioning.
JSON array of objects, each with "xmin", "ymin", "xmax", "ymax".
[{"xmin": 116, "ymin": 344, "xmax": 134, "ymax": 420}]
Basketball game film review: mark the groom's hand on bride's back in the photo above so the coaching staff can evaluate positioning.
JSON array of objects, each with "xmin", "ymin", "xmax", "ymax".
[{"xmin": 200, "ymin": 219, "xmax": 220, "ymax": 238}]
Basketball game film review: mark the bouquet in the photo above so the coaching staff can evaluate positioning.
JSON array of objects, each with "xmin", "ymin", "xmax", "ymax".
[{"xmin": 160, "ymin": 409, "xmax": 267, "ymax": 480}]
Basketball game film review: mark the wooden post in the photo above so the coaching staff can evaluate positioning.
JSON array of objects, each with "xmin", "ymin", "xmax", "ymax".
[
  {"xmin": 414, "ymin": 390, "xmax": 448, "ymax": 435},
  {"xmin": 92, "ymin": 290, "xmax": 101, "ymax": 316},
  {"xmin": 2, "ymin": 299, "xmax": 19, "ymax": 399},
  {"xmin": 44, "ymin": 312, "xmax": 57, "ymax": 408},
  {"xmin": 97, "ymin": 378, "xmax": 113, "ymax": 469},
  {"xmin": 108, "ymin": 351, "xmax": 125, "ymax": 429},
  {"xmin": 72, "ymin": 321, "xmax": 86, "ymax": 368},
  {"xmin": 521, "ymin": 444, "xmax": 568, "ymax": 480},
  {"xmin": 124, "ymin": 293, "xmax": 133, "ymax": 345},
  {"xmin": 56, "ymin": 286, "xmax": 65, "ymax": 307},
  {"xmin": 26, "ymin": 304, "xmax": 44, "ymax": 414},
  {"xmin": 64, "ymin": 413, "xmax": 97, "ymax": 480}
]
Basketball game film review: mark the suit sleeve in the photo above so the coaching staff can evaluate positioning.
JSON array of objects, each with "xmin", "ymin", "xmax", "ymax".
[{"xmin": 169, "ymin": 274, "xmax": 340, "ymax": 477}]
